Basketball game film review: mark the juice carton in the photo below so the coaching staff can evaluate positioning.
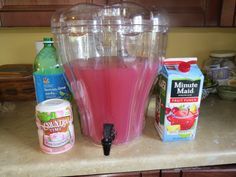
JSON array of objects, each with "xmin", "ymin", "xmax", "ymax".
[{"xmin": 155, "ymin": 58, "xmax": 204, "ymax": 141}]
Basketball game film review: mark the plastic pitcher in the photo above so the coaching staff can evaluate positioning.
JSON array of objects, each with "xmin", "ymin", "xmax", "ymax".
[{"xmin": 52, "ymin": 2, "xmax": 168, "ymax": 152}]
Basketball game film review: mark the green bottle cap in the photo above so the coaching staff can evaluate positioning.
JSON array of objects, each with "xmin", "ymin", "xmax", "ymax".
[{"xmin": 43, "ymin": 37, "xmax": 54, "ymax": 44}]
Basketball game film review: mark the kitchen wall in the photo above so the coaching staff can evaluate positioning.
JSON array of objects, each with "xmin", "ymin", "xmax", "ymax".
[{"xmin": 0, "ymin": 27, "xmax": 236, "ymax": 68}]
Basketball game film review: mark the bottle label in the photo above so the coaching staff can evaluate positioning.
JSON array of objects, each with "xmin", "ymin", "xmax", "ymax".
[{"xmin": 33, "ymin": 73, "xmax": 71, "ymax": 103}]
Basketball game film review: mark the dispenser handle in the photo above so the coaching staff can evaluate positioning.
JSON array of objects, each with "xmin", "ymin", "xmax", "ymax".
[{"xmin": 101, "ymin": 123, "xmax": 116, "ymax": 156}]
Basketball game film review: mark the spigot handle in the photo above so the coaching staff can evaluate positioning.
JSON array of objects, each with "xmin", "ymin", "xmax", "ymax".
[{"xmin": 101, "ymin": 123, "xmax": 116, "ymax": 156}]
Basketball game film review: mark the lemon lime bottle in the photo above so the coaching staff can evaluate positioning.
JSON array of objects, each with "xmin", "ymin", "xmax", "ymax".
[{"xmin": 33, "ymin": 37, "xmax": 71, "ymax": 103}]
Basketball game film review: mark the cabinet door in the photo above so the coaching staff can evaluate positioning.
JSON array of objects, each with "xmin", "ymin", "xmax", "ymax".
[
  {"xmin": 78, "ymin": 172, "xmax": 141, "ymax": 177},
  {"xmin": 0, "ymin": 0, "xmax": 225, "ymax": 27},
  {"xmin": 235, "ymin": 11, "xmax": 236, "ymax": 26},
  {"xmin": 162, "ymin": 169, "xmax": 181, "ymax": 177},
  {"xmin": 183, "ymin": 171, "xmax": 236, "ymax": 177},
  {"xmin": 220, "ymin": 0, "xmax": 236, "ymax": 26},
  {"xmin": 121, "ymin": 0, "xmax": 222, "ymax": 27},
  {"xmin": 182, "ymin": 165, "xmax": 236, "ymax": 177},
  {"xmin": 142, "ymin": 170, "xmax": 160, "ymax": 177},
  {"xmin": 107, "ymin": 0, "xmax": 121, "ymax": 4},
  {"xmin": 0, "ymin": 0, "xmax": 106, "ymax": 27}
]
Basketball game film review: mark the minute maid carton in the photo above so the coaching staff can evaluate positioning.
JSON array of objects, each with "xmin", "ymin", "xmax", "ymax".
[{"xmin": 155, "ymin": 58, "xmax": 204, "ymax": 141}]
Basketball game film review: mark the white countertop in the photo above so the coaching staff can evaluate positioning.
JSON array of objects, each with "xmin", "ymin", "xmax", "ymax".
[{"xmin": 0, "ymin": 96, "xmax": 235, "ymax": 177}]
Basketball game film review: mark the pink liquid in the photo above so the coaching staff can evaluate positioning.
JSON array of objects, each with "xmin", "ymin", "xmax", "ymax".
[{"xmin": 64, "ymin": 57, "xmax": 158, "ymax": 144}]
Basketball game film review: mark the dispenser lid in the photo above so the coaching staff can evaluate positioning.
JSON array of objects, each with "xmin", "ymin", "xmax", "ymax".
[
  {"xmin": 54, "ymin": 2, "xmax": 168, "ymax": 34},
  {"xmin": 210, "ymin": 50, "xmax": 236, "ymax": 58},
  {"xmin": 51, "ymin": 8, "xmax": 67, "ymax": 34}
]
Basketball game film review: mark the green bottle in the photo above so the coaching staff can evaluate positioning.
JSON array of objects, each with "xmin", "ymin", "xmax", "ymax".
[{"xmin": 33, "ymin": 37, "xmax": 71, "ymax": 103}]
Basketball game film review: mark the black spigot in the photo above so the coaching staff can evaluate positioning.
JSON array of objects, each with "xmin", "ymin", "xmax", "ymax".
[{"xmin": 101, "ymin": 124, "xmax": 116, "ymax": 156}]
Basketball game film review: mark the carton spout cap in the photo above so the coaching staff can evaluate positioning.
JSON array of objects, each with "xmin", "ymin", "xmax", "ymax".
[{"xmin": 178, "ymin": 62, "xmax": 190, "ymax": 72}]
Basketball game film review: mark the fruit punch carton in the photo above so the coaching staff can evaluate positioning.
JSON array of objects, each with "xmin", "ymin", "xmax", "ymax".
[{"xmin": 155, "ymin": 58, "xmax": 204, "ymax": 141}]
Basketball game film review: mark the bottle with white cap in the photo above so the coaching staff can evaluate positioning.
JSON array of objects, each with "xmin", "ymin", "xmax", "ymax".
[{"xmin": 36, "ymin": 99, "xmax": 75, "ymax": 154}]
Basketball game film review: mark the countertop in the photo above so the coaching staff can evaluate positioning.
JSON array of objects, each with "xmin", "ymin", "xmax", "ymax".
[{"xmin": 0, "ymin": 96, "xmax": 236, "ymax": 177}]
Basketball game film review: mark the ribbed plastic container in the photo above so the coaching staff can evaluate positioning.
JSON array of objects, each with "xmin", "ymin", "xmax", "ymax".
[{"xmin": 52, "ymin": 2, "xmax": 168, "ymax": 145}]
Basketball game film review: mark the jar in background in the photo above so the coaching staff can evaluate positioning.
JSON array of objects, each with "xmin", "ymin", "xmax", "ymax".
[{"xmin": 204, "ymin": 50, "xmax": 236, "ymax": 86}]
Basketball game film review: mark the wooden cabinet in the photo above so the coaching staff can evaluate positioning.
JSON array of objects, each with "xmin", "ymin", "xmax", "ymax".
[
  {"xmin": 0, "ymin": 0, "xmax": 106, "ymax": 27},
  {"xmin": 142, "ymin": 170, "xmax": 160, "ymax": 177},
  {"xmin": 121, "ymin": 0, "xmax": 222, "ymax": 27},
  {"xmin": 182, "ymin": 165, "xmax": 236, "ymax": 177},
  {"xmin": 220, "ymin": 0, "xmax": 236, "ymax": 26},
  {"xmin": 73, "ymin": 165, "xmax": 236, "ymax": 177},
  {"xmin": 161, "ymin": 165, "xmax": 236, "ymax": 177},
  {"xmin": 162, "ymin": 169, "xmax": 181, "ymax": 177},
  {"xmin": 77, "ymin": 171, "xmax": 142, "ymax": 177},
  {"xmin": 0, "ymin": 0, "xmax": 235, "ymax": 27},
  {"xmin": 142, "ymin": 169, "xmax": 181, "ymax": 177}
]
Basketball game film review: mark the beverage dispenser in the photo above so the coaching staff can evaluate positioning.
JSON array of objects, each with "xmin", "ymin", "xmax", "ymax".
[{"xmin": 52, "ymin": 2, "xmax": 168, "ymax": 155}]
